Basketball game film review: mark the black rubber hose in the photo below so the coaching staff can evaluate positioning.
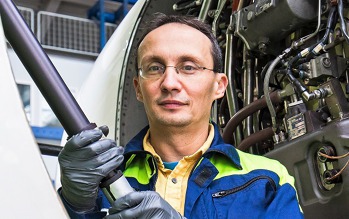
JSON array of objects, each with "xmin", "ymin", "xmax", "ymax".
[
  {"xmin": 237, "ymin": 127, "xmax": 274, "ymax": 151},
  {"xmin": 338, "ymin": 0, "xmax": 349, "ymax": 44},
  {"xmin": 222, "ymin": 91, "xmax": 282, "ymax": 145}
]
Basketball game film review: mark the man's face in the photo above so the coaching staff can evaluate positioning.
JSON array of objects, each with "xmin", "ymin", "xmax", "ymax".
[{"xmin": 134, "ymin": 23, "xmax": 227, "ymax": 128}]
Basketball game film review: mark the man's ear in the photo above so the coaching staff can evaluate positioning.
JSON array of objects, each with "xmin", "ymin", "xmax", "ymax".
[
  {"xmin": 215, "ymin": 73, "xmax": 228, "ymax": 99},
  {"xmin": 133, "ymin": 76, "xmax": 143, "ymax": 102}
]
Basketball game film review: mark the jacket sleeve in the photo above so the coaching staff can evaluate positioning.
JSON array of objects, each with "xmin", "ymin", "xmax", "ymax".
[
  {"xmin": 58, "ymin": 188, "xmax": 110, "ymax": 219},
  {"xmin": 236, "ymin": 150, "xmax": 304, "ymax": 218},
  {"xmin": 266, "ymin": 163, "xmax": 304, "ymax": 219}
]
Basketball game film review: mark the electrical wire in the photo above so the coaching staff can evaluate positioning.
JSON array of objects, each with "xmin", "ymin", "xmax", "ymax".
[
  {"xmin": 327, "ymin": 159, "xmax": 349, "ymax": 182},
  {"xmin": 318, "ymin": 151, "xmax": 349, "ymax": 182},
  {"xmin": 303, "ymin": 6, "xmax": 337, "ymax": 61},
  {"xmin": 318, "ymin": 151, "xmax": 349, "ymax": 160}
]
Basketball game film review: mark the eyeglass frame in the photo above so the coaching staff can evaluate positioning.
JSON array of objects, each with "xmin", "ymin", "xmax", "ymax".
[{"xmin": 137, "ymin": 61, "xmax": 217, "ymax": 79}]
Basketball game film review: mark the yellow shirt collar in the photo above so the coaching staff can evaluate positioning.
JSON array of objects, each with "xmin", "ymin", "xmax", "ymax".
[{"xmin": 143, "ymin": 124, "xmax": 214, "ymax": 165}]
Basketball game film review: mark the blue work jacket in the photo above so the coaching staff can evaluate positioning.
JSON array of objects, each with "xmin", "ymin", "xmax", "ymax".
[{"xmin": 62, "ymin": 123, "xmax": 303, "ymax": 219}]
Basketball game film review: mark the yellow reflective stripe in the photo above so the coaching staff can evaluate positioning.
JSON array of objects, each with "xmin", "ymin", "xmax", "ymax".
[{"xmin": 123, "ymin": 154, "xmax": 155, "ymax": 185}]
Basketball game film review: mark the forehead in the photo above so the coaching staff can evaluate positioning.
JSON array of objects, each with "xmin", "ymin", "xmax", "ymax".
[{"xmin": 137, "ymin": 23, "xmax": 213, "ymax": 64}]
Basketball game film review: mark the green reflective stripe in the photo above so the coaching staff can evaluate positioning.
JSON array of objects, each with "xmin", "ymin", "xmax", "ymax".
[
  {"xmin": 236, "ymin": 150, "xmax": 295, "ymax": 187},
  {"xmin": 194, "ymin": 155, "xmax": 241, "ymax": 180},
  {"xmin": 236, "ymin": 150, "xmax": 301, "ymax": 211},
  {"xmin": 210, "ymin": 153, "xmax": 241, "ymax": 180},
  {"xmin": 208, "ymin": 150, "xmax": 296, "ymax": 189},
  {"xmin": 123, "ymin": 154, "xmax": 155, "ymax": 185}
]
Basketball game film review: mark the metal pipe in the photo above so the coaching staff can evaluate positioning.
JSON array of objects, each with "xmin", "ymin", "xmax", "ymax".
[
  {"xmin": 211, "ymin": 0, "xmax": 227, "ymax": 36},
  {"xmin": 0, "ymin": 0, "xmax": 95, "ymax": 137},
  {"xmin": 292, "ymin": 0, "xmax": 321, "ymax": 48},
  {"xmin": 243, "ymin": 53, "xmax": 255, "ymax": 153},
  {"xmin": 198, "ymin": 0, "xmax": 212, "ymax": 22},
  {"xmin": 242, "ymin": 52, "xmax": 254, "ymax": 139},
  {"xmin": 225, "ymin": 16, "xmax": 242, "ymax": 145}
]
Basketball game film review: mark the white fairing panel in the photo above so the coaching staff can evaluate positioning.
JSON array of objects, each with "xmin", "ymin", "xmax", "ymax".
[
  {"xmin": 76, "ymin": 0, "xmax": 146, "ymax": 142},
  {"xmin": 0, "ymin": 17, "xmax": 68, "ymax": 218},
  {"xmin": 56, "ymin": 0, "xmax": 146, "ymax": 190}
]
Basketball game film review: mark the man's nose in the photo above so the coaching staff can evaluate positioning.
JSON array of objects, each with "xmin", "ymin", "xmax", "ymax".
[{"xmin": 160, "ymin": 66, "xmax": 182, "ymax": 91}]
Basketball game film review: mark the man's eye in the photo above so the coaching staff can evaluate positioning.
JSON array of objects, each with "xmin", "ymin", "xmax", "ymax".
[
  {"xmin": 146, "ymin": 64, "xmax": 164, "ymax": 74},
  {"xmin": 180, "ymin": 64, "xmax": 198, "ymax": 73},
  {"xmin": 182, "ymin": 65, "xmax": 195, "ymax": 71},
  {"xmin": 148, "ymin": 66, "xmax": 161, "ymax": 71}
]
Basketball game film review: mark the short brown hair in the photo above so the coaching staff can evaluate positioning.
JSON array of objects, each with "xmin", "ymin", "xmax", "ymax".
[{"xmin": 137, "ymin": 13, "xmax": 223, "ymax": 73}]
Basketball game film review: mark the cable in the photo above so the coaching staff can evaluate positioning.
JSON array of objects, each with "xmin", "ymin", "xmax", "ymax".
[
  {"xmin": 303, "ymin": 6, "xmax": 337, "ymax": 61},
  {"xmin": 326, "ymin": 159, "xmax": 349, "ymax": 182},
  {"xmin": 318, "ymin": 151, "xmax": 349, "ymax": 160},
  {"xmin": 318, "ymin": 151, "xmax": 349, "ymax": 182}
]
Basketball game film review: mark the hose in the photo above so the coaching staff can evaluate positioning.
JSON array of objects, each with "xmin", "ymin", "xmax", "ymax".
[
  {"xmin": 222, "ymin": 91, "xmax": 282, "ymax": 145},
  {"xmin": 237, "ymin": 127, "xmax": 274, "ymax": 151},
  {"xmin": 263, "ymin": 53, "xmax": 286, "ymax": 132},
  {"xmin": 303, "ymin": 6, "xmax": 337, "ymax": 61},
  {"xmin": 338, "ymin": 0, "xmax": 349, "ymax": 44}
]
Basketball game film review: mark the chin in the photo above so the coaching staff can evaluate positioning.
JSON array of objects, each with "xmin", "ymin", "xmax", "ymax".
[{"xmin": 157, "ymin": 117, "xmax": 191, "ymax": 127}]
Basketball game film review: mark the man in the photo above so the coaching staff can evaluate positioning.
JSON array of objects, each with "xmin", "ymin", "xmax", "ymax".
[{"xmin": 58, "ymin": 13, "xmax": 303, "ymax": 218}]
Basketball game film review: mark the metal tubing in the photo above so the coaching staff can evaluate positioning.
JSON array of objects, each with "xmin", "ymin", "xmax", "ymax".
[
  {"xmin": 225, "ymin": 17, "xmax": 242, "ymax": 145},
  {"xmin": 198, "ymin": 0, "xmax": 212, "ymax": 22},
  {"xmin": 243, "ymin": 55, "xmax": 255, "ymax": 153},
  {"xmin": 0, "ymin": 0, "xmax": 95, "ymax": 137},
  {"xmin": 242, "ymin": 53, "xmax": 254, "ymax": 139}
]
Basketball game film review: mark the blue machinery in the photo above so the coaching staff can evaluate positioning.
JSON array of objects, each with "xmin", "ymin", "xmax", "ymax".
[{"xmin": 88, "ymin": 0, "xmax": 137, "ymax": 50}]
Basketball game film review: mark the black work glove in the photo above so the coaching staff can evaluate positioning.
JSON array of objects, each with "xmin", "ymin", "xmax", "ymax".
[
  {"xmin": 104, "ymin": 191, "xmax": 186, "ymax": 219},
  {"xmin": 58, "ymin": 126, "xmax": 124, "ymax": 212}
]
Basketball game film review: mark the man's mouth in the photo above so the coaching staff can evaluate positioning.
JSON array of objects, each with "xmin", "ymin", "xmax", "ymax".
[{"xmin": 158, "ymin": 99, "xmax": 188, "ymax": 108}]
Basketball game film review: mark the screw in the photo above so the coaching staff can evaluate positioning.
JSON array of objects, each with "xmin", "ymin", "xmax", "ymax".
[{"xmin": 322, "ymin": 57, "xmax": 331, "ymax": 68}]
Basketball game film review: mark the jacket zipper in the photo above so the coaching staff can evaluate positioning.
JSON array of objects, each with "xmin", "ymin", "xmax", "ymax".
[{"xmin": 211, "ymin": 175, "xmax": 276, "ymax": 198}]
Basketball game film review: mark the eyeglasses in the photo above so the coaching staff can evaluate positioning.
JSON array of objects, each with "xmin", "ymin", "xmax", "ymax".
[{"xmin": 138, "ymin": 61, "xmax": 216, "ymax": 79}]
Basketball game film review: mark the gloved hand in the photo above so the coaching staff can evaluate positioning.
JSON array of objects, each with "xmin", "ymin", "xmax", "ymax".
[
  {"xmin": 58, "ymin": 126, "xmax": 124, "ymax": 212},
  {"xmin": 104, "ymin": 191, "xmax": 186, "ymax": 219}
]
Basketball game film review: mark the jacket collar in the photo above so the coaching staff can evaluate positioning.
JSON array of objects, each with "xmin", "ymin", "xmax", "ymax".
[
  {"xmin": 123, "ymin": 122, "xmax": 242, "ymax": 169},
  {"xmin": 204, "ymin": 122, "xmax": 242, "ymax": 169}
]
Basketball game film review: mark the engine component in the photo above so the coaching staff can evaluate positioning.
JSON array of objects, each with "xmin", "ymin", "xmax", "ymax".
[
  {"xmin": 320, "ymin": 78, "xmax": 349, "ymax": 120},
  {"xmin": 234, "ymin": 0, "xmax": 318, "ymax": 55},
  {"xmin": 124, "ymin": 0, "xmax": 349, "ymax": 217},
  {"xmin": 315, "ymin": 145, "xmax": 342, "ymax": 190}
]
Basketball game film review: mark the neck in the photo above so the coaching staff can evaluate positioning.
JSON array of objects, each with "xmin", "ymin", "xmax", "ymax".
[{"xmin": 148, "ymin": 122, "xmax": 210, "ymax": 162}]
